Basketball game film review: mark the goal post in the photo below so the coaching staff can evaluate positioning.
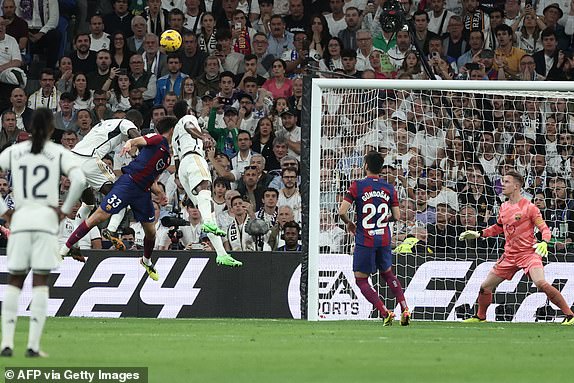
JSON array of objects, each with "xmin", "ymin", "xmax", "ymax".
[{"xmin": 303, "ymin": 78, "xmax": 574, "ymax": 322}]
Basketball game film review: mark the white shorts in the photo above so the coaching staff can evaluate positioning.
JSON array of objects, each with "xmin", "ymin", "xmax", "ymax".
[
  {"xmin": 73, "ymin": 154, "xmax": 116, "ymax": 190},
  {"xmin": 6, "ymin": 232, "xmax": 60, "ymax": 273},
  {"xmin": 179, "ymin": 153, "xmax": 211, "ymax": 201}
]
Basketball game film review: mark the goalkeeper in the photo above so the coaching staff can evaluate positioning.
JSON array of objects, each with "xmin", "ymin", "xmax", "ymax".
[{"xmin": 459, "ymin": 170, "xmax": 574, "ymax": 325}]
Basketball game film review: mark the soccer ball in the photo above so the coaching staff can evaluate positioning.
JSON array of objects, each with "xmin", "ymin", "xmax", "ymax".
[
  {"xmin": 160, "ymin": 29, "xmax": 182, "ymax": 52},
  {"xmin": 246, "ymin": 218, "xmax": 270, "ymax": 236}
]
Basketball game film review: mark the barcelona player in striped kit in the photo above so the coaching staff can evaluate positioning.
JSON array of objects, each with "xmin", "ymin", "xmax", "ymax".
[
  {"xmin": 60, "ymin": 117, "xmax": 177, "ymax": 281},
  {"xmin": 460, "ymin": 170, "xmax": 574, "ymax": 325},
  {"xmin": 339, "ymin": 151, "xmax": 410, "ymax": 326}
]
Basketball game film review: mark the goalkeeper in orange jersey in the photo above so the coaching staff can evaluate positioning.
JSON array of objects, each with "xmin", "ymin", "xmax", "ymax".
[{"xmin": 459, "ymin": 170, "xmax": 574, "ymax": 325}]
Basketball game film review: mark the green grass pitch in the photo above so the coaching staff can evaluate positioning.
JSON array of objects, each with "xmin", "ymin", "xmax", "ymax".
[{"xmin": 3, "ymin": 317, "xmax": 573, "ymax": 382}]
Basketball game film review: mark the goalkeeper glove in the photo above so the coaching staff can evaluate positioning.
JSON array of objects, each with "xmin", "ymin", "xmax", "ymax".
[
  {"xmin": 533, "ymin": 241, "xmax": 548, "ymax": 258},
  {"xmin": 459, "ymin": 230, "xmax": 481, "ymax": 241}
]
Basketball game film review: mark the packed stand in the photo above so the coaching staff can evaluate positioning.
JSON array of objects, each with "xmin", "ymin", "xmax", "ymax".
[{"xmin": 0, "ymin": 0, "xmax": 571, "ymax": 254}]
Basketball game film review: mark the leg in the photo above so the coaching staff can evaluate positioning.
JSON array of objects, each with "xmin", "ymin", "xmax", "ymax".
[
  {"xmin": 140, "ymin": 222, "xmax": 159, "ymax": 281},
  {"xmin": 354, "ymin": 245, "xmax": 392, "ymax": 324},
  {"xmin": 26, "ymin": 273, "xmax": 49, "ymax": 357},
  {"xmin": 529, "ymin": 267, "xmax": 574, "ymax": 320},
  {"xmin": 60, "ymin": 207, "xmax": 111, "ymax": 261},
  {"xmin": 1, "ymin": 273, "xmax": 26, "ymax": 356},
  {"xmin": 474, "ymin": 272, "xmax": 505, "ymax": 320},
  {"xmin": 380, "ymin": 266, "xmax": 410, "ymax": 325},
  {"xmin": 355, "ymin": 271, "xmax": 393, "ymax": 324},
  {"xmin": 78, "ymin": 188, "xmax": 96, "ymax": 221},
  {"xmin": 103, "ymin": 208, "xmax": 127, "ymax": 251}
]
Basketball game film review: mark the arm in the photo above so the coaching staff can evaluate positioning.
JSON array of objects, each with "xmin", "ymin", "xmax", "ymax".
[
  {"xmin": 391, "ymin": 205, "xmax": 400, "ymax": 222},
  {"xmin": 120, "ymin": 134, "xmax": 161, "ymax": 156},
  {"xmin": 287, "ymin": 137, "xmax": 301, "ymax": 155},
  {"xmin": 142, "ymin": 74, "xmax": 157, "ymax": 101},
  {"xmin": 480, "ymin": 221, "xmax": 504, "ymax": 238},
  {"xmin": 532, "ymin": 207, "xmax": 551, "ymax": 242},
  {"xmin": 338, "ymin": 199, "xmax": 356, "ymax": 234},
  {"xmin": 0, "ymin": 59, "xmax": 22, "ymax": 72}
]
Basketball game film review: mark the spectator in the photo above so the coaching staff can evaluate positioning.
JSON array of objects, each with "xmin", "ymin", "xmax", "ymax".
[
  {"xmin": 127, "ymin": 16, "xmax": 147, "ymax": 55},
  {"xmin": 253, "ymin": 0, "xmax": 273, "ymax": 33},
  {"xmin": 180, "ymin": 32, "xmax": 208, "ymax": 79},
  {"xmin": 214, "ymin": 28, "xmax": 245, "ymax": 74},
  {"xmin": 493, "ymin": 23, "xmax": 525, "ymax": 78},
  {"xmin": 56, "ymin": 56, "xmax": 74, "ymax": 93},
  {"xmin": 58, "ymin": 202, "xmax": 102, "ymax": 250},
  {"xmin": 319, "ymin": 36, "xmax": 344, "ymax": 72},
  {"xmin": 0, "ymin": 16, "xmax": 25, "ymax": 88},
  {"xmin": 24, "ymin": 0, "xmax": 60, "ymax": 68},
  {"xmin": 266, "ymin": 204, "xmax": 295, "ymax": 250},
  {"xmin": 277, "ymin": 109, "xmax": 300, "ymax": 159},
  {"xmin": 110, "ymin": 32, "xmax": 132, "ymax": 70},
  {"xmin": 514, "ymin": 10, "xmax": 546, "ymax": 54},
  {"xmin": 455, "ymin": 204, "xmax": 488, "ymax": 250},
  {"xmin": 428, "ymin": 0, "xmax": 454, "ymax": 36},
  {"xmin": 162, "ymin": 91, "xmax": 178, "ymax": 116},
  {"xmin": 412, "ymin": 113, "xmax": 446, "ymax": 167},
  {"xmin": 143, "ymin": 0, "xmax": 169, "ymax": 37},
  {"xmin": 216, "ymin": 189, "xmax": 240, "ymax": 232},
  {"xmin": 108, "ymin": 73, "xmax": 133, "ymax": 112},
  {"xmin": 53, "ymin": 92, "xmax": 77, "ymax": 140},
  {"xmin": 532, "ymin": 27, "xmax": 559, "ymax": 77},
  {"xmin": 426, "ymin": 166, "xmax": 459, "ymax": 212},
  {"xmin": 252, "ymin": 116, "xmax": 276, "ymax": 157},
  {"xmin": 540, "ymin": 3, "xmax": 569, "ymax": 51},
  {"xmin": 414, "ymin": 184, "xmax": 436, "ymax": 225},
  {"xmin": 154, "ymin": 54, "xmax": 188, "ymax": 105},
  {"xmin": 179, "ymin": 77, "xmax": 201, "ymax": 114},
  {"xmin": 71, "ymin": 73, "xmax": 93, "ymax": 111},
  {"xmin": 9, "ymin": 87, "xmax": 32, "ymax": 132},
  {"xmin": 267, "ymin": 15, "xmax": 295, "ymax": 59},
  {"xmin": 426, "ymin": 203, "xmax": 457, "ymax": 253},
  {"xmin": 462, "ymin": 0, "xmax": 490, "ymax": 38},
  {"xmin": 71, "ymin": 33, "xmax": 98, "ymax": 75},
  {"xmin": 256, "ymin": 187, "xmax": 279, "ymax": 228},
  {"xmin": 0, "ymin": 110, "xmax": 23, "ymax": 150},
  {"xmin": 456, "ymin": 30, "xmax": 484, "ymax": 71},
  {"xmin": 75, "ymin": 109, "xmax": 93, "ymax": 140},
  {"xmin": 89, "ymin": 14, "xmax": 110, "ymax": 52},
  {"xmin": 252, "ymin": 32, "xmax": 275, "ymax": 75},
  {"xmin": 338, "ymin": 7, "xmax": 361, "ymax": 51},
  {"xmin": 103, "ymin": 0, "xmax": 134, "ymax": 38},
  {"xmin": 398, "ymin": 50, "xmax": 425, "ymax": 79},
  {"xmin": 196, "ymin": 55, "xmax": 221, "ymax": 97},
  {"xmin": 120, "ymin": 227, "xmax": 138, "ymax": 250},
  {"xmin": 60, "ymin": 130, "xmax": 79, "ymax": 150},
  {"xmin": 387, "ymin": 29, "xmax": 413, "ymax": 70},
  {"xmin": 183, "ymin": 0, "xmax": 204, "ymax": 35},
  {"xmin": 230, "ymin": 10, "xmax": 256, "ymax": 56},
  {"xmin": 198, "ymin": 12, "xmax": 217, "ymax": 55},
  {"xmin": 263, "ymin": 58, "xmax": 293, "ymax": 99},
  {"xmin": 324, "ymin": 0, "xmax": 346, "ymax": 37},
  {"xmin": 282, "ymin": 30, "xmax": 311, "ymax": 76},
  {"xmin": 413, "ymin": 10, "xmax": 438, "ymax": 55},
  {"xmin": 142, "ymin": 33, "xmax": 168, "ymax": 78},
  {"xmin": 307, "ymin": 14, "xmax": 331, "ymax": 59},
  {"xmin": 28, "ymin": 69, "xmax": 60, "ymax": 112},
  {"xmin": 128, "ymin": 54, "xmax": 157, "ymax": 104},
  {"xmin": 168, "ymin": 8, "xmax": 190, "ymax": 36},
  {"xmin": 224, "ymin": 195, "xmax": 256, "ymax": 251},
  {"xmin": 235, "ymin": 164, "xmax": 265, "ymax": 208},
  {"xmin": 207, "ymin": 103, "xmax": 240, "ymax": 158},
  {"xmin": 459, "ymin": 165, "xmax": 496, "ymax": 225},
  {"xmin": 91, "ymin": 89, "xmax": 113, "ymax": 123},
  {"xmin": 442, "ymin": 16, "xmax": 467, "ymax": 61},
  {"xmin": 2, "ymin": 0, "xmax": 28, "ymax": 54},
  {"xmin": 545, "ymin": 177, "xmax": 574, "ymax": 252},
  {"xmin": 277, "ymin": 167, "xmax": 301, "ymax": 222},
  {"xmin": 277, "ymin": 220, "xmax": 302, "ymax": 251}
]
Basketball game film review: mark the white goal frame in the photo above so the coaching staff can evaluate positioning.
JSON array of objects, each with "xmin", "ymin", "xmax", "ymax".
[{"xmin": 307, "ymin": 79, "xmax": 574, "ymax": 321}]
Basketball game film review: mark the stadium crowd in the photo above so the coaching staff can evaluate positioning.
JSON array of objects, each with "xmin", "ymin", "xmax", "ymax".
[{"xmin": 0, "ymin": 0, "xmax": 572, "ymax": 254}]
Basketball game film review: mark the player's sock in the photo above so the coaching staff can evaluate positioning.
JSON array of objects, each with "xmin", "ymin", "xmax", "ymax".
[
  {"xmin": 380, "ymin": 270, "xmax": 408, "ymax": 311},
  {"xmin": 27, "ymin": 286, "xmax": 48, "ymax": 353},
  {"xmin": 196, "ymin": 190, "xmax": 215, "ymax": 224},
  {"xmin": 1, "ymin": 285, "xmax": 21, "ymax": 350},
  {"xmin": 77, "ymin": 203, "xmax": 94, "ymax": 221},
  {"xmin": 207, "ymin": 233, "xmax": 227, "ymax": 256},
  {"xmin": 539, "ymin": 281, "xmax": 574, "ymax": 316},
  {"xmin": 355, "ymin": 277, "xmax": 388, "ymax": 317},
  {"xmin": 142, "ymin": 236, "xmax": 154, "ymax": 265},
  {"xmin": 65, "ymin": 221, "xmax": 91, "ymax": 249},
  {"xmin": 106, "ymin": 208, "xmax": 126, "ymax": 233},
  {"xmin": 477, "ymin": 289, "xmax": 492, "ymax": 320}
]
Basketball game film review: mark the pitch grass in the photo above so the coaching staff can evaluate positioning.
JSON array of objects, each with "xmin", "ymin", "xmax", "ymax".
[{"xmin": 3, "ymin": 318, "xmax": 573, "ymax": 383}]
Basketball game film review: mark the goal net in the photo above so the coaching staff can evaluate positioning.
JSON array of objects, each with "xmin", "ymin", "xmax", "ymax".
[{"xmin": 305, "ymin": 79, "xmax": 574, "ymax": 322}]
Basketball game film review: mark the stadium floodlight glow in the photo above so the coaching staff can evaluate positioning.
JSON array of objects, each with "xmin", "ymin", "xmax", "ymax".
[{"xmin": 306, "ymin": 79, "xmax": 574, "ymax": 322}]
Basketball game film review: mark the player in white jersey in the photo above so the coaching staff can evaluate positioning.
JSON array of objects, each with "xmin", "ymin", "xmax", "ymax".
[
  {"xmin": 0, "ymin": 108, "xmax": 86, "ymax": 358},
  {"xmin": 173, "ymin": 101, "xmax": 242, "ymax": 267},
  {"xmin": 71, "ymin": 110, "xmax": 142, "ymax": 250}
]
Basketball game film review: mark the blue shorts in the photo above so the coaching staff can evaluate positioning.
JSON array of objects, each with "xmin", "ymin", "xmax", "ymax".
[
  {"xmin": 100, "ymin": 174, "xmax": 155, "ymax": 223},
  {"xmin": 353, "ymin": 244, "xmax": 393, "ymax": 274}
]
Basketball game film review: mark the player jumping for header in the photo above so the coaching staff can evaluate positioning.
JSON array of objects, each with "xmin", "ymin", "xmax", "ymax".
[
  {"xmin": 60, "ymin": 117, "xmax": 177, "ymax": 281},
  {"xmin": 172, "ymin": 101, "xmax": 242, "ymax": 266},
  {"xmin": 460, "ymin": 170, "xmax": 574, "ymax": 325},
  {"xmin": 339, "ymin": 151, "xmax": 410, "ymax": 326}
]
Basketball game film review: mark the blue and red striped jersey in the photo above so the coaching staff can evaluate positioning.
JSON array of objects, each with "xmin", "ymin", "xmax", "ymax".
[
  {"xmin": 123, "ymin": 134, "xmax": 170, "ymax": 191},
  {"xmin": 344, "ymin": 176, "xmax": 399, "ymax": 247}
]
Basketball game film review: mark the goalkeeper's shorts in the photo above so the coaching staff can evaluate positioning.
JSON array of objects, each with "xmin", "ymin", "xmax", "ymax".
[{"xmin": 492, "ymin": 253, "xmax": 543, "ymax": 280}]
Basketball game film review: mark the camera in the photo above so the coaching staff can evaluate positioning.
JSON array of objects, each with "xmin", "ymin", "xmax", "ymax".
[
  {"xmin": 161, "ymin": 209, "xmax": 190, "ymax": 250},
  {"xmin": 161, "ymin": 213, "xmax": 190, "ymax": 228},
  {"xmin": 379, "ymin": 0, "xmax": 407, "ymax": 34}
]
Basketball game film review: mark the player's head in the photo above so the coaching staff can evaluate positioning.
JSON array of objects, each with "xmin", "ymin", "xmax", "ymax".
[
  {"xmin": 363, "ymin": 151, "xmax": 384, "ymax": 175},
  {"xmin": 30, "ymin": 107, "xmax": 55, "ymax": 154},
  {"xmin": 125, "ymin": 109, "xmax": 144, "ymax": 129},
  {"xmin": 173, "ymin": 100, "xmax": 191, "ymax": 120},
  {"xmin": 502, "ymin": 169, "xmax": 523, "ymax": 196},
  {"xmin": 155, "ymin": 116, "xmax": 177, "ymax": 135}
]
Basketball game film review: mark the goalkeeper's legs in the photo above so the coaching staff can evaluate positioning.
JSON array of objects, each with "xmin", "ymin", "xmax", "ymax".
[
  {"xmin": 530, "ymin": 267, "xmax": 574, "ymax": 317},
  {"xmin": 475, "ymin": 272, "xmax": 505, "ymax": 320}
]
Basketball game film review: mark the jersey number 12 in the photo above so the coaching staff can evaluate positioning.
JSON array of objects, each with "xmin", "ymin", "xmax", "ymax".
[{"xmin": 19, "ymin": 165, "xmax": 49, "ymax": 199}]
